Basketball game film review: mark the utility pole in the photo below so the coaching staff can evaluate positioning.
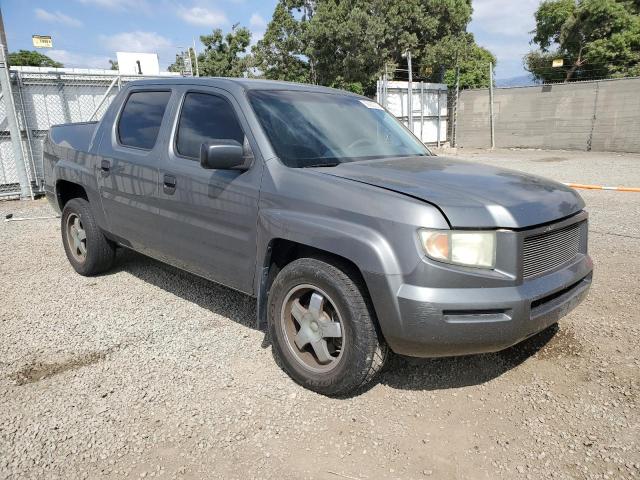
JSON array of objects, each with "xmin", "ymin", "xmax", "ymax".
[
  {"xmin": 406, "ymin": 50, "xmax": 413, "ymax": 132},
  {"xmin": 192, "ymin": 39, "xmax": 199, "ymax": 77},
  {"xmin": 489, "ymin": 62, "xmax": 495, "ymax": 149},
  {"xmin": 0, "ymin": 7, "xmax": 32, "ymax": 199}
]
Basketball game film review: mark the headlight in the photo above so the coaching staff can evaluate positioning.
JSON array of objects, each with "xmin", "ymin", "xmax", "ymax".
[{"xmin": 418, "ymin": 229, "xmax": 496, "ymax": 269}]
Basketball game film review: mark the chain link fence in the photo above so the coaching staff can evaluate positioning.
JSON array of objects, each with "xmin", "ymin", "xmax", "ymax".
[{"xmin": 0, "ymin": 66, "xmax": 177, "ymax": 199}]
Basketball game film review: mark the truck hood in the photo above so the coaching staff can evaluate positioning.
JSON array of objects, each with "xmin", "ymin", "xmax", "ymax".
[{"xmin": 316, "ymin": 156, "xmax": 584, "ymax": 229}]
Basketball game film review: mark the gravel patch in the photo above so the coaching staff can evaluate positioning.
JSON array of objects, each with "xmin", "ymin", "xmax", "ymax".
[{"xmin": 1, "ymin": 149, "xmax": 639, "ymax": 479}]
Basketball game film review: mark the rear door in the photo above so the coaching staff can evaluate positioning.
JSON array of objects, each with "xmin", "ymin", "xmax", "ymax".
[
  {"xmin": 97, "ymin": 87, "xmax": 173, "ymax": 253},
  {"xmin": 155, "ymin": 86, "xmax": 263, "ymax": 294}
]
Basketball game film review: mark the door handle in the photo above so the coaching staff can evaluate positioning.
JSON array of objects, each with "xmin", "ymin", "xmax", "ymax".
[
  {"xmin": 100, "ymin": 159, "xmax": 111, "ymax": 176},
  {"xmin": 163, "ymin": 174, "xmax": 177, "ymax": 194}
]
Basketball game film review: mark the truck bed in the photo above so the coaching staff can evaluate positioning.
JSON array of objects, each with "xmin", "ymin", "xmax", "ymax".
[{"xmin": 49, "ymin": 121, "xmax": 100, "ymax": 153}]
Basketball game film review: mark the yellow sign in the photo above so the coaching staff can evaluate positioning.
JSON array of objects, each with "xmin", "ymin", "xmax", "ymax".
[
  {"xmin": 32, "ymin": 35, "xmax": 53, "ymax": 48},
  {"xmin": 552, "ymin": 58, "xmax": 564, "ymax": 67}
]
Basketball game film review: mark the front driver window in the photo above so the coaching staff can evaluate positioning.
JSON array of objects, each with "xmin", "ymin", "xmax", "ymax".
[{"xmin": 176, "ymin": 92, "xmax": 245, "ymax": 160}]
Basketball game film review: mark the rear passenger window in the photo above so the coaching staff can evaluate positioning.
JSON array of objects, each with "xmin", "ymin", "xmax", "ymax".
[
  {"xmin": 117, "ymin": 90, "xmax": 171, "ymax": 150},
  {"xmin": 176, "ymin": 92, "xmax": 244, "ymax": 159}
]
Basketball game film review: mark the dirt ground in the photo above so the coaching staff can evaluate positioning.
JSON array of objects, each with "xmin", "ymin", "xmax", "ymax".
[{"xmin": 0, "ymin": 148, "xmax": 638, "ymax": 480}]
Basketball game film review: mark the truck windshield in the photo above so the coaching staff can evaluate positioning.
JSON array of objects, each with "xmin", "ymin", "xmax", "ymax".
[{"xmin": 248, "ymin": 90, "xmax": 431, "ymax": 168}]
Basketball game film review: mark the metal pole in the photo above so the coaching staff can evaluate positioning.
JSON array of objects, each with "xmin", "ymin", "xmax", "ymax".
[
  {"xmin": 15, "ymin": 71, "xmax": 38, "ymax": 188},
  {"xmin": 383, "ymin": 65, "xmax": 388, "ymax": 109},
  {"xmin": 420, "ymin": 81, "xmax": 424, "ymax": 142},
  {"xmin": 192, "ymin": 39, "xmax": 200, "ymax": 77},
  {"xmin": 453, "ymin": 66, "xmax": 460, "ymax": 147},
  {"xmin": 89, "ymin": 75, "xmax": 118, "ymax": 121},
  {"xmin": 406, "ymin": 51, "xmax": 413, "ymax": 132},
  {"xmin": 0, "ymin": 44, "xmax": 32, "ymax": 199},
  {"xmin": 437, "ymin": 86, "xmax": 442, "ymax": 148},
  {"xmin": 489, "ymin": 62, "xmax": 495, "ymax": 149},
  {"xmin": 0, "ymin": 8, "xmax": 8, "ymax": 53}
]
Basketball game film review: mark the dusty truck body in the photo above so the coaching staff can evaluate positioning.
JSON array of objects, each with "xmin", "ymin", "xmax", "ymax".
[{"xmin": 43, "ymin": 78, "xmax": 592, "ymax": 395}]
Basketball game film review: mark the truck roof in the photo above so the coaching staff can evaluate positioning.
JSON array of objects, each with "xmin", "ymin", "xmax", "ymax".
[{"xmin": 123, "ymin": 77, "xmax": 363, "ymax": 97}]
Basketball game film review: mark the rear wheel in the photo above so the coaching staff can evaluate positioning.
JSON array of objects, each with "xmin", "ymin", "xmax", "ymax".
[
  {"xmin": 268, "ymin": 257, "xmax": 387, "ymax": 396},
  {"xmin": 61, "ymin": 198, "xmax": 115, "ymax": 276}
]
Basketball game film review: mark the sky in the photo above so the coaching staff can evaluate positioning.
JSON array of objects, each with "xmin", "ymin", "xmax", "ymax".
[{"xmin": 1, "ymin": 0, "xmax": 541, "ymax": 80}]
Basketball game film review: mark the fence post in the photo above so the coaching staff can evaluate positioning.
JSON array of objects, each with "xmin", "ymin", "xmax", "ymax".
[
  {"xmin": 419, "ymin": 81, "xmax": 424, "ymax": 142},
  {"xmin": 406, "ymin": 50, "xmax": 413, "ymax": 132},
  {"xmin": 15, "ymin": 71, "xmax": 38, "ymax": 188},
  {"xmin": 382, "ymin": 65, "xmax": 388, "ymax": 109},
  {"xmin": 437, "ymin": 86, "xmax": 442, "ymax": 148},
  {"xmin": 453, "ymin": 66, "xmax": 460, "ymax": 147},
  {"xmin": 0, "ymin": 45, "xmax": 33, "ymax": 199},
  {"xmin": 57, "ymin": 73, "xmax": 72, "ymax": 123},
  {"xmin": 489, "ymin": 62, "xmax": 495, "ymax": 149}
]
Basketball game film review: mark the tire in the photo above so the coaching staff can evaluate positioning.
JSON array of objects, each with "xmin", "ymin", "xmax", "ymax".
[
  {"xmin": 268, "ymin": 257, "xmax": 387, "ymax": 396},
  {"xmin": 61, "ymin": 198, "xmax": 115, "ymax": 276}
]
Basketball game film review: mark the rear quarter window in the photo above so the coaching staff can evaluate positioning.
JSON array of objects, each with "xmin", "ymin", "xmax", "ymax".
[{"xmin": 117, "ymin": 90, "xmax": 171, "ymax": 150}]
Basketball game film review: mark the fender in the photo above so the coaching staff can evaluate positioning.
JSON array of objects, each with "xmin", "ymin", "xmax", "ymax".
[
  {"xmin": 52, "ymin": 147, "xmax": 109, "ymax": 231},
  {"xmin": 254, "ymin": 208, "xmax": 404, "ymax": 329}
]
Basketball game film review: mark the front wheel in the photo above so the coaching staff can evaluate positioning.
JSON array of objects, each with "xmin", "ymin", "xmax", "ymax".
[{"xmin": 268, "ymin": 257, "xmax": 387, "ymax": 396}]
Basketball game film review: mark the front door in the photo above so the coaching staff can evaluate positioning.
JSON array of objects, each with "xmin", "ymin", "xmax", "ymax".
[
  {"xmin": 155, "ymin": 88, "xmax": 263, "ymax": 294},
  {"xmin": 97, "ymin": 88, "xmax": 173, "ymax": 253}
]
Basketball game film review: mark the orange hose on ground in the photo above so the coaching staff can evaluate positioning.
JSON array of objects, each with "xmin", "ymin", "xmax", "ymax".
[{"xmin": 564, "ymin": 183, "xmax": 640, "ymax": 192}]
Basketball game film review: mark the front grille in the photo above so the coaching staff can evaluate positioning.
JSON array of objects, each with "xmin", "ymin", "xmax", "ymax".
[{"xmin": 523, "ymin": 221, "xmax": 583, "ymax": 278}]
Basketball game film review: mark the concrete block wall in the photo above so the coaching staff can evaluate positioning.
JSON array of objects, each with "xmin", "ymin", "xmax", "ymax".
[{"xmin": 456, "ymin": 77, "xmax": 640, "ymax": 153}]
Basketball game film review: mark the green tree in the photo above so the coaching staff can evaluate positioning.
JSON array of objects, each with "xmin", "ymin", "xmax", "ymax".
[
  {"xmin": 304, "ymin": 1, "xmax": 387, "ymax": 92},
  {"xmin": 420, "ymin": 33, "xmax": 496, "ymax": 89},
  {"xmin": 198, "ymin": 27, "xmax": 252, "ymax": 77},
  {"xmin": 251, "ymin": 1, "xmax": 312, "ymax": 83},
  {"xmin": 7, "ymin": 50, "xmax": 62, "ymax": 68},
  {"xmin": 169, "ymin": 27, "xmax": 252, "ymax": 77},
  {"xmin": 109, "ymin": 59, "xmax": 118, "ymax": 71},
  {"xmin": 525, "ymin": 0, "xmax": 640, "ymax": 82},
  {"xmin": 255, "ymin": 0, "xmax": 492, "ymax": 93}
]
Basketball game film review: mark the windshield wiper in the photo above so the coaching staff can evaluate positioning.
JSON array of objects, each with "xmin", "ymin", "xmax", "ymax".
[{"xmin": 302, "ymin": 162, "xmax": 340, "ymax": 168}]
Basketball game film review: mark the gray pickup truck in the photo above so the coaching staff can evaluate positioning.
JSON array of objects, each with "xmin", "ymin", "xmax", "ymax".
[{"xmin": 43, "ymin": 78, "xmax": 592, "ymax": 395}]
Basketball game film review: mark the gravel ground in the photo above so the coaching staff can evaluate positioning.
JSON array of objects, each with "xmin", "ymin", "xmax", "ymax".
[{"xmin": 1, "ymin": 148, "xmax": 639, "ymax": 480}]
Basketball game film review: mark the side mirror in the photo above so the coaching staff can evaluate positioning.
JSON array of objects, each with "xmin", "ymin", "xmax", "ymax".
[{"xmin": 200, "ymin": 140, "xmax": 247, "ymax": 170}]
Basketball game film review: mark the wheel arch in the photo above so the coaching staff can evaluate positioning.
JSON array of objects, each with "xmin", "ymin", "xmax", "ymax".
[
  {"xmin": 255, "ymin": 210, "xmax": 402, "ymax": 332},
  {"xmin": 257, "ymin": 238, "xmax": 382, "ymax": 330},
  {"xmin": 55, "ymin": 179, "xmax": 88, "ymax": 210}
]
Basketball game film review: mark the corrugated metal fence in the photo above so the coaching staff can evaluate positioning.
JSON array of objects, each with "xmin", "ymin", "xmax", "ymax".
[
  {"xmin": 456, "ymin": 76, "xmax": 640, "ymax": 153},
  {"xmin": 0, "ymin": 66, "xmax": 177, "ymax": 198},
  {"xmin": 376, "ymin": 80, "xmax": 448, "ymax": 145}
]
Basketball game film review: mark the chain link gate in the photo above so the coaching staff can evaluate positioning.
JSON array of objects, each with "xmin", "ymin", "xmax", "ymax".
[{"xmin": 0, "ymin": 66, "xmax": 176, "ymax": 199}]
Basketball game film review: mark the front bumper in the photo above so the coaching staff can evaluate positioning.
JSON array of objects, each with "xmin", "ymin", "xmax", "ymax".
[{"xmin": 382, "ymin": 253, "xmax": 592, "ymax": 357}]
